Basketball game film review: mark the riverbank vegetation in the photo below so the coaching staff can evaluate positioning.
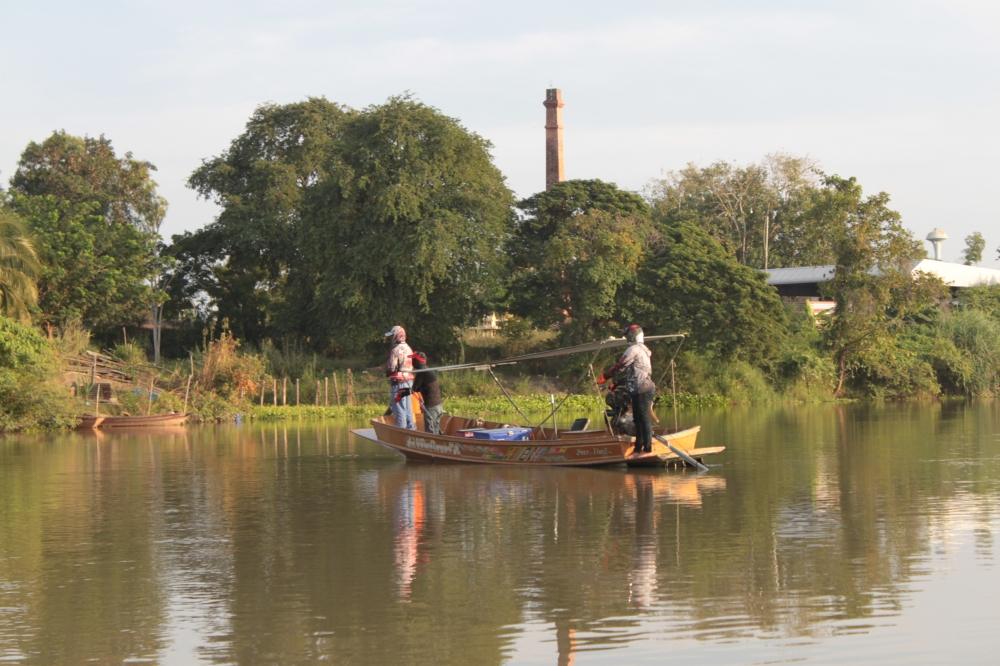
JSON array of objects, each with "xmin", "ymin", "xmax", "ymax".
[{"xmin": 2, "ymin": 94, "xmax": 1000, "ymax": 431}]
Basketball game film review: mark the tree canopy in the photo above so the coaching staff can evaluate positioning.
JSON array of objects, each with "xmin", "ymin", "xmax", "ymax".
[
  {"xmin": 814, "ymin": 176, "xmax": 943, "ymax": 394},
  {"xmin": 622, "ymin": 216, "xmax": 789, "ymax": 363},
  {"xmin": 12, "ymin": 131, "xmax": 166, "ymax": 234},
  {"xmin": 962, "ymin": 232, "xmax": 985, "ymax": 265},
  {"xmin": 8, "ymin": 132, "xmax": 163, "ymax": 334},
  {"xmin": 647, "ymin": 154, "xmax": 820, "ymax": 269},
  {"xmin": 177, "ymin": 95, "xmax": 515, "ymax": 355},
  {"xmin": 510, "ymin": 180, "xmax": 651, "ymax": 341}
]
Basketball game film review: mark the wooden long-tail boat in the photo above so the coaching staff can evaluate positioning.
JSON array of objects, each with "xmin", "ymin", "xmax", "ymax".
[
  {"xmin": 353, "ymin": 414, "xmax": 724, "ymax": 468},
  {"xmin": 352, "ymin": 332, "xmax": 725, "ymax": 468},
  {"xmin": 98, "ymin": 413, "xmax": 189, "ymax": 429}
]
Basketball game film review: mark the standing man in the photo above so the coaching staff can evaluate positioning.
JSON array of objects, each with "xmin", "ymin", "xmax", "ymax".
[
  {"xmin": 408, "ymin": 352, "xmax": 444, "ymax": 434},
  {"xmin": 384, "ymin": 325, "xmax": 415, "ymax": 429},
  {"xmin": 608, "ymin": 324, "xmax": 656, "ymax": 453}
]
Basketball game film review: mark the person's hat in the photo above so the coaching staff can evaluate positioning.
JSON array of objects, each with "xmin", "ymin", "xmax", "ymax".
[
  {"xmin": 624, "ymin": 323, "xmax": 643, "ymax": 342},
  {"xmin": 383, "ymin": 325, "xmax": 406, "ymax": 341}
]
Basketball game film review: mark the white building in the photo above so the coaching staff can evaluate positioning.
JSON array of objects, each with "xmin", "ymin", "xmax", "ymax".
[{"xmin": 765, "ymin": 231, "xmax": 1000, "ymax": 300}]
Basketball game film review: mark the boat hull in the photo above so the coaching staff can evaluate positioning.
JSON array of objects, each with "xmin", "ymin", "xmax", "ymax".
[
  {"xmin": 75, "ymin": 415, "xmax": 106, "ymax": 430},
  {"xmin": 353, "ymin": 415, "xmax": 723, "ymax": 468},
  {"xmin": 98, "ymin": 413, "xmax": 189, "ymax": 429}
]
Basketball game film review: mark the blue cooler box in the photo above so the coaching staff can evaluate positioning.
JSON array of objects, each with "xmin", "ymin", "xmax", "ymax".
[{"xmin": 469, "ymin": 427, "xmax": 532, "ymax": 441}]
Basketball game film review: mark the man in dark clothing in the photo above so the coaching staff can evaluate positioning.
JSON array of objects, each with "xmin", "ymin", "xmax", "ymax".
[
  {"xmin": 400, "ymin": 352, "xmax": 444, "ymax": 434},
  {"xmin": 604, "ymin": 324, "xmax": 656, "ymax": 454}
]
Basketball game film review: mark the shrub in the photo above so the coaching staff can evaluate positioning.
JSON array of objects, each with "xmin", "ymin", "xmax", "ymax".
[
  {"xmin": 936, "ymin": 309, "xmax": 1000, "ymax": 396},
  {"xmin": 0, "ymin": 316, "xmax": 76, "ymax": 430},
  {"xmin": 199, "ymin": 327, "xmax": 265, "ymax": 400}
]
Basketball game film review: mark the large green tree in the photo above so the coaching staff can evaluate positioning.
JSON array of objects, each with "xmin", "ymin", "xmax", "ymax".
[
  {"xmin": 510, "ymin": 180, "xmax": 651, "ymax": 342},
  {"xmin": 184, "ymin": 97, "xmax": 352, "ymax": 342},
  {"xmin": 816, "ymin": 176, "xmax": 943, "ymax": 395},
  {"xmin": 305, "ymin": 96, "xmax": 514, "ymax": 354},
  {"xmin": 12, "ymin": 131, "xmax": 166, "ymax": 233},
  {"xmin": 621, "ymin": 217, "xmax": 788, "ymax": 363},
  {"xmin": 647, "ymin": 154, "xmax": 819, "ymax": 268},
  {"xmin": 9, "ymin": 194, "xmax": 156, "ymax": 331},
  {"xmin": 180, "ymin": 95, "xmax": 515, "ymax": 354},
  {"xmin": 9, "ymin": 132, "xmax": 163, "ymax": 336},
  {"xmin": 0, "ymin": 205, "xmax": 40, "ymax": 322}
]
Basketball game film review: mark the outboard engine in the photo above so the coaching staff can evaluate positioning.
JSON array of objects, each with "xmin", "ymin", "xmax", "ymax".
[{"xmin": 604, "ymin": 385, "xmax": 636, "ymax": 436}]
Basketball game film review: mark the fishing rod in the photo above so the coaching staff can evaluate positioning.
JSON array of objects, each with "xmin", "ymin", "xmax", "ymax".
[{"xmin": 411, "ymin": 333, "xmax": 687, "ymax": 374}]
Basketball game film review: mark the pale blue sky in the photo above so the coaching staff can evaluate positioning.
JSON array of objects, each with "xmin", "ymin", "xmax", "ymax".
[{"xmin": 2, "ymin": 0, "xmax": 998, "ymax": 265}]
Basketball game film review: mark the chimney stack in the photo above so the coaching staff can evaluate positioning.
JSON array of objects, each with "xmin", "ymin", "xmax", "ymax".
[{"xmin": 544, "ymin": 88, "xmax": 565, "ymax": 190}]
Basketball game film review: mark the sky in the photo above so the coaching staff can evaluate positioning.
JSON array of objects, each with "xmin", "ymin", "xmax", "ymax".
[{"xmin": 2, "ymin": 0, "xmax": 998, "ymax": 266}]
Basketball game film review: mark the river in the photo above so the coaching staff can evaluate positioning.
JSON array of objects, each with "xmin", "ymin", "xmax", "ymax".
[{"xmin": 1, "ymin": 402, "xmax": 998, "ymax": 664}]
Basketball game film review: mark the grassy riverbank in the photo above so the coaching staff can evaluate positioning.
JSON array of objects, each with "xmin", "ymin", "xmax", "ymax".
[{"xmin": 247, "ymin": 392, "xmax": 728, "ymax": 423}]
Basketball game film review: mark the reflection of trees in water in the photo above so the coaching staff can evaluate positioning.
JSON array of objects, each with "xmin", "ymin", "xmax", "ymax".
[{"xmin": 2, "ymin": 405, "xmax": 999, "ymax": 663}]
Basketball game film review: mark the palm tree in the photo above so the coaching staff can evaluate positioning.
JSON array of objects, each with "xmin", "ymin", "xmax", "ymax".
[{"xmin": 0, "ymin": 207, "xmax": 41, "ymax": 322}]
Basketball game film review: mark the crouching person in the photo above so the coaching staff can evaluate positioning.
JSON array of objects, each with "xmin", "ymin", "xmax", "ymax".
[{"xmin": 409, "ymin": 352, "xmax": 444, "ymax": 434}]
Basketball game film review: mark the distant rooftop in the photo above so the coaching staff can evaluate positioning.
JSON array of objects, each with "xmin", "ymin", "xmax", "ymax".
[{"xmin": 765, "ymin": 260, "xmax": 1000, "ymax": 295}]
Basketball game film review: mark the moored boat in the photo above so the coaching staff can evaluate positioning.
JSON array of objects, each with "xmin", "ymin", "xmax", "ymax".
[
  {"xmin": 76, "ymin": 414, "xmax": 106, "ymax": 430},
  {"xmin": 353, "ymin": 414, "xmax": 724, "ymax": 468},
  {"xmin": 98, "ymin": 413, "xmax": 189, "ymax": 429}
]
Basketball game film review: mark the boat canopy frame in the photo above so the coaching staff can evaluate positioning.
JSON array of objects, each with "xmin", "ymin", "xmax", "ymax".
[{"xmin": 415, "ymin": 333, "xmax": 689, "ymax": 431}]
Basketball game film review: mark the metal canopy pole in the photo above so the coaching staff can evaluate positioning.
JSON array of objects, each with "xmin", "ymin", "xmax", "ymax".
[{"xmin": 487, "ymin": 367, "xmax": 530, "ymax": 423}]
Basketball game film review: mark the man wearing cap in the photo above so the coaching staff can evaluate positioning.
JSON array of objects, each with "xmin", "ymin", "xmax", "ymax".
[
  {"xmin": 606, "ymin": 324, "xmax": 656, "ymax": 454},
  {"xmin": 384, "ymin": 325, "xmax": 416, "ymax": 429}
]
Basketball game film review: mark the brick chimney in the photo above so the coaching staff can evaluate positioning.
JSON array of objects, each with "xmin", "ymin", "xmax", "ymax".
[{"xmin": 544, "ymin": 88, "xmax": 565, "ymax": 190}]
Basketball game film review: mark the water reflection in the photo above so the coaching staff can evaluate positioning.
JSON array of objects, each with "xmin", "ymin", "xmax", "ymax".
[{"xmin": 0, "ymin": 402, "xmax": 998, "ymax": 664}]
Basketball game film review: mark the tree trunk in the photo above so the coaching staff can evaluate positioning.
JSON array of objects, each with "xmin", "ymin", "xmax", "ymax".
[{"xmin": 834, "ymin": 352, "xmax": 847, "ymax": 397}]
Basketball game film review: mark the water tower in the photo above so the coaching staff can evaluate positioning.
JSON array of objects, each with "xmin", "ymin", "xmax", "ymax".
[{"xmin": 926, "ymin": 228, "xmax": 948, "ymax": 260}]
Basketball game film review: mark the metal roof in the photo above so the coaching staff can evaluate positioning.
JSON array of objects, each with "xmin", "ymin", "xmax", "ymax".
[
  {"xmin": 765, "ymin": 265, "xmax": 836, "ymax": 285},
  {"xmin": 765, "ymin": 261, "xmax": 1000, "ymax": 288}
]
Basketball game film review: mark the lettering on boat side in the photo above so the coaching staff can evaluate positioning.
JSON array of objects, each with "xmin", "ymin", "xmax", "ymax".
[
  {"xmin": 572, "ymin": 447, "xmax": 613, "ymax": 457},
  {"xmin": 406, "ymin": 436, "xmax": 464, "ymax": 456}
]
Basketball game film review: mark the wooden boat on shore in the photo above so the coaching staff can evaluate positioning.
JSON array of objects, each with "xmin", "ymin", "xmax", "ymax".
[
  {"xmin": 90, "ymin": 413, "xmax": 188, "ymax": 429},
  {"xmin": 353, "ymin": 414, "xmax": 725, "ymax": 468},
  {"xmin": 76, "ymin": 414, "xmax": 106, "ymax": 430}
]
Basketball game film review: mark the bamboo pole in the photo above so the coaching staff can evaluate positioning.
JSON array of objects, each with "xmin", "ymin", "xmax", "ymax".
[
  {"xmin": 332, "ymin": 372, "xmax": 342, "ymax": 406},
  {"xmin": 346, "ymin": 369, "xmax": 355, "ymax": 406},
  {"xmin": 295, "ymin": 378, "xmax": 300, "ymax": 406},
  {"xmin": 147, "ymin": 377, "xmax": 155, "ymax": 415},
  {"xmin": 95, "ymin": 380, "xmax": 101, "ymax": 417},
  {"xmin": 183, "ymin": 373, "xmax": 193, "ymax": 414},
  {"xmin": 315, "ymin": 380, "xmax": 320, "ymax": 406},
  {"xmin": 260, "ymin": 379, "xmax": 265, "ymax": 406},
  {"xmin": 272, "ymin": 378, "xmax": 277, "ymax": 406},
  {"xmin": 324, "ymin": 377, "xmax": 329, "ymax": 406},
  {"xmin": 671, "ymin": 359, "xmax": 679, "ymax": 433},
  {"xmin": 282, "ymin": 377, "xmax": 287, "ymax": 406}
]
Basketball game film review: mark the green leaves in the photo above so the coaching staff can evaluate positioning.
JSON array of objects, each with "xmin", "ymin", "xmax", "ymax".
[
  {"xmin": 180, "ymin": 95, "xmax": 515, "ymax": 356},
  {"xmin": 0, "ymin": 206, "xmax": 40, "ymax": 322},
  {"xmin": 623, "ymin": 219, "xmax": 788, "ymax": 364},
  {"xmin": 511, "ymin": 180, "xmax": 650, "ymax": 342},
  {"xmin": 9, "ymin": 194, "xmax": 155, "ymax": 332},
  {"xmin": 8, "ymin": 131, "xmax": 164, "ymax": 336}
]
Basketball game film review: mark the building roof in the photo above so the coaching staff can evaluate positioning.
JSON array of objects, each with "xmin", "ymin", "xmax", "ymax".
[
  {"xmin": 765, "ymin": 265, "xmax": 836, "ymax": 285},
  {"xmin": 911, "ymin": 259, "xmax": 1000, "ymax": 287},
  {"xmin": 765, "ymin": 261, "xmax": 1000, "ymax": 288}
]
